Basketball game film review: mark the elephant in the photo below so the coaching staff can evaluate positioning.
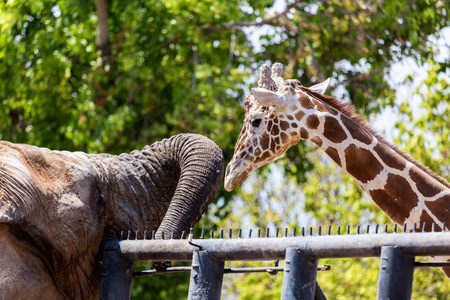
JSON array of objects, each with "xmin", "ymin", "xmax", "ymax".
[{"xmin": 0, "ymin": 133, "xmax": 223, "ymax": 300}]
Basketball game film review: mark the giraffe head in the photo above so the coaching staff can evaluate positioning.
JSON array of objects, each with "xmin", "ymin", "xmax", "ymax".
[{"xmin": 224, "ymin": 63, "xmax": 330, "ymax": 191}]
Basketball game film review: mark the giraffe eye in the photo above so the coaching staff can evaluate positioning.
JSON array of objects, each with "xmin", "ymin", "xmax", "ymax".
[{"xmin": 251, "ymin": 118, "xmax": 262, "ymax": 128}]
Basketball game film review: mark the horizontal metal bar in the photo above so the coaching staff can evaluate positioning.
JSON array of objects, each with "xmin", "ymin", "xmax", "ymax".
[
  {"xmin": 414, "ymin": 261, "xmax": 450, "ymax": 267},
  {"xmin": 110, "ymin": 231, "xmax": 450, "ymax": 262},
  {"xmin": 133, "ymin": 265, "xmax": 331, "ymax": 277}
]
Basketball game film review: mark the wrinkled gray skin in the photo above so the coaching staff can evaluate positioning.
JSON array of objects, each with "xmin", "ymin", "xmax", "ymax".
[{"xmin": 0, "ymin": 133, "xmax": 223, "ymax": 300}]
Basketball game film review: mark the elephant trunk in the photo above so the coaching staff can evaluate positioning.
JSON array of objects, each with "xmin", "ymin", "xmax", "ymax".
[{"xmin": 154, "ymin": 134, "xmax": 223, "ymax": 238}]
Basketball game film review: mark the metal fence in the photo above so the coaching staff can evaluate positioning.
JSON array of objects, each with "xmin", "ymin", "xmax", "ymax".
[{"xmin": 99, "ymin": 224, "xmax": 450, "ymax": 300}]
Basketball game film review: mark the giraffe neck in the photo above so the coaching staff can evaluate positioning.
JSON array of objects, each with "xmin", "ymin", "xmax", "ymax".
[{"xmin": 292, "ymin": 89, "xmax": 450, "ymax": 231}]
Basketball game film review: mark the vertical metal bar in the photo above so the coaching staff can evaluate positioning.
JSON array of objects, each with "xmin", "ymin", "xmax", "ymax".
[
  {"xmin": 376, "ymin": 246, "xmax": 415, "ymax": 300},
  {"xmin": 188, "ymin": 249, "xmax": 224, "ymax": 300},
  {"xmin": 281, "ymin": 247, "xmax": 318, "ymax": 300},
  {"xmin": 100, "ymin": 244, "xmax": 134, "ymax": 300}
]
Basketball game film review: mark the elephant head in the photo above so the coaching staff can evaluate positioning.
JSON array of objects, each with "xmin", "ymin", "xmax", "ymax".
[{"xmin": 0, "ymin": 133, "xmax": 223, "ymax": 300}]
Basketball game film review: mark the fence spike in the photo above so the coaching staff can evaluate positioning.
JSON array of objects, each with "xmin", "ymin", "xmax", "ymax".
[
  {"xmin": 152, "ymin": 230, "xmax": 156, "ymax": 240},
  {"xmin": 347, "ymin": 225, "xmax": 350, "ymax": 235},
  {"xmin": 161, "ymin": 231, "xmax": 164, "ymax": 240},
  {"xmin": 210, "ymin": 230, "xmax": 214, "ymax": 239},
  {"xmin": 357, "ymin": 225, "xmax": 360, "ymax": 234},
  {"xmin": 309, "ymin": 227, "xmax": 313, "ymax": 236},
  {"xmin": 318, "ymin": 226, "xmax": 322, "ymax": 236},
  {"xmin": 229, "ymin": 229, "xmax": 233, "ymax": 239},
  {"xmin": 384, "ymin": 224, "xmax": 388, "ymax": 233},
  {"xmin": 403, "ymin": 223, "xmax": 407, "ymax": 233},
  {"xmin": 135, "ymin": 230, "xmax": 140, "ymax": 240},
  {"xmin": 200, "ymin": 229, "xmax": 205, "ymax": 239},
  {"xmin": 293, "ymin": 227, "xmax": 297, "ymax": 237},
  {"xmin": 413, "ymin": 223, "xmax": 417, "ymax": 232},
  {"xmin": 431, "ymin": 223, "xmax": 436, "ymax": 232},
  {"xmin": 328, "ymin": 226, "xmax": 332, "ymax": 235},
  {"xmin": 276, "ymin": 228, "xmax": 280, "ymax": 237},
  {"xmin": 239, "ymin": 229, "xmax": 242, "ymax": 239},
  {"xmin": 337, "ymin": 226, "xmax": 341, "ymax": 235},
  {"xmin": 367, "ymin": 225, "xmax": 370, "ymax": 234},
  {"xmin": 249, "ymin": 229, "xmax": 253, "ymax": 238},
  {"xmin": 220, "ymin": 230, "xmax": 224, "ymax": 239},
  {"xmin": 422, "ymin": 222, "xmax": 427, "ymax": 232},
  {"xmin": 266, "ymin": 228, "xmax": 270, "ymax": 238},
  {"xmin": 180, "ymin": 231, "xmax": 185, "ymax": 239},
  {"xmin": 258, "ymin": 228, "xmax": 261, "ymax": 238},
  {"xmin": 394, "ymin": 224, "xmax": 397, "ymax": 233},
  {"xmin": 302, "ymin": 227, "xmax": 305, "ymax": 237}
]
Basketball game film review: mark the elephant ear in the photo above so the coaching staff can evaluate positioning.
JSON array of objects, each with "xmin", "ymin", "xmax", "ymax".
[{"xmin": 309, "ymin": 78, "xmax": 330, "ymax": 95}]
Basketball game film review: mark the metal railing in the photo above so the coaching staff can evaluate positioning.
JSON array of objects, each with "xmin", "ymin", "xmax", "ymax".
[{"xmin": 99, "ymin": 224, "xmax": 450, "ymax": 300}]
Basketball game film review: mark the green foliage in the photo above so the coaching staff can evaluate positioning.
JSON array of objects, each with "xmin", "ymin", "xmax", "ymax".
[{"xmin": 1, "ymin": 0, "xmax": 449, "ymax": 298}]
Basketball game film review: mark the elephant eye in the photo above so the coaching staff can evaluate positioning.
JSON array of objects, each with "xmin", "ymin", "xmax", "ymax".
[{"xmin": 251, "ymin": 118, "xmax": 262, "ymax": 128}]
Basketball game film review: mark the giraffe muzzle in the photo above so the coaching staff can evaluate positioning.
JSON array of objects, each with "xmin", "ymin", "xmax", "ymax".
[{"xmin": 224, "ymin": 164, "xmax": 249, "ymax": 192}]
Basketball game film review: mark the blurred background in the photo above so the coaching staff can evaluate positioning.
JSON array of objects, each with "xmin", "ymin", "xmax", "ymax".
[{"xmin": 1, "ymin": 0, "xmax": 449, "ymax": 298}]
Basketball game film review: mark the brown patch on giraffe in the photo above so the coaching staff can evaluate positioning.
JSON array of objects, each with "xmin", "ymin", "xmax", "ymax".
[
  {"xmin": 295, "ymin": 111, "xmax": 305, "ymax": 121},
  {"xmin": 300, "ymin": 128, "xmax": 309, "ymax": 139},
  {"xmin": 291, "ymin": 123, "xmax": 298, "ymax": 128},
  {"xmin": 280, "ymin": 132, "xmax": 288, "ymax": 144},
  {"xmin": 260, "ymin": 133, "xmax": 270, "ymax": 149},
  {"xmin": 323, "ymin": 116, "xmax": 347, "ymax": 143},
  {"xmin": 299, "ymin": 95, "xmax": 315, "ymax": 110},
  {"xmin": 369, "ymin": 174, "xmax": 419, "ymax": 224},
  {"xmin": 267, "ymin": 120, "xmax": 273, "ymax": 132},
  {"xmin": 418, "ymin": 210, "xmax": 437, "ymax": 232},
  {"xmin": 287, "ymin": 115, "xmax": 294, "ymax": 121},
  {"xmin": 306, "ymin": 115, "xmax": 320, "ymax": 129},
  {"xmin": 255, "ymin": 148, "xmax": 262, "ymax": 156},
  {"xmin": 239, "ymin": 151, "xmax": 248, "ymax": 159},
  {"xmin": 270, "ymin": 138, "xmax": 277, "ymax": 153},
  {"xmin": 409, "ymin": 166, "xmax": 445, "ymax": 197},
  {"xmin": 315, "ymin": 101, "xmax": 328, "ymax": 113},
  {"xmin": 425, "ymin": 195, "xmax": 450, "ymax": 229},
  {"xmin": 373, "ymin": 143, "xmax": 406, "ymax": 170},
  {"xmin": 341, "ymin": 115, "xmax": 373, "ymax": 145},
  {"xmin": 271, "ymin": 126, "xmax": 280, "ymax": 136},
  {"xmin": 311, "ymin": 136, "xmax": 322, "ymax": 147},
  {"xmin": 344, "ymin": 144, "xmax": 384, "ymax": 183},
  {"xmin": 260, "ymin": 150, "xmax": 271, "ymax": 161},
  {"xmin": 280, "ymin": 120, "xmax": 290, "ymax": 131},
  {"xmin": 325, "ymin": 147, "xmax": 341, "ymax": 167}
]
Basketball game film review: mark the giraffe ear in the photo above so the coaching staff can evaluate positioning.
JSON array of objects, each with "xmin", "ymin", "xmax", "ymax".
[
  {"xmin": 251, "ymin": 88, "xmax": 283, "ymax": 107},
  {"xmin": 309, "ymin": 78, "xmax": 330, "ymax": 95}
]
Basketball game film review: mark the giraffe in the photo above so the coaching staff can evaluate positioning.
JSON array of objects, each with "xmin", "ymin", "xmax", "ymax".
[{"xmin": 224, "ymin": 63, "xmax": 450, "ymax": 276}]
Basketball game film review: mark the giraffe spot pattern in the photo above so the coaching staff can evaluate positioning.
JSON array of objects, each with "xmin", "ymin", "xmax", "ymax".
[
  {"xmin": 409, "ymin": 166, "xmax": 443, "ymax": 197},
  {"xmin": 369, "ymin": 174, "xmax": 418, "ymax": 224},
  {"xmin": 280, "ymin": 120, "xmax": 290, "ymax": 131},
  {"xmin": 295, "ymin": 111, "xmax": 305, "ymax": 121},
  {"xmin": 325, "ymin": 147, "xmax": 341, "ymax": 167},
  {"xmin": 291, "ymin": 123, "xmax": 298, "ymax": 128},
  {"xmin": 299, "ymin": 95, "xmax": 315, "ymax": 109},
  {"xmin": 373, "ymin": 143, "xmax": 406, "ymax": 170},
  {"xmin": 418, "ymin": 210, "xmax": 437, "ymax": 232},
  {"xmin": 323, "ymin": 116, "xmax": 347, "ymax": 143},
  {"xmin": 271, "ymin": 126, "xmax": 280, "ymax": 135},
  {"xmin": 280, "ymin": 132, "xmax": 288, "ymax": 144},
  {"xmin": 344, "ymin": 144, "xmax": 384, "ymax": 183},
  {"xmin": 300, "ymin": 128, "xmax": 309, "ymax": 139},
  {"xmin": 260, "ymin": 133, "xmax": 270, "ymax": 149},
  {"xmin": 306, "ymin": 115, "xmax": 320, "ymax": 129},
  {"xmin": 341, "ymin": 115, "xmax": 373, "ymax": 145},
  {"xmin": 287, "ymin": 115, "xmax": 294, "ymax": 121},
  {"xmin": 426, "ymin": 195, "xmax": 450, "ymax": 228},
  {"xmin": 311, "ymin": 136, "xmax": 322, "ymax": 147}
]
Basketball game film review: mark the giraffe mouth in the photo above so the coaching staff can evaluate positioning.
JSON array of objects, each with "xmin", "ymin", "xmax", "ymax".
[{"xmin": 224, "ymin": 168, "xmax": 249, "ymax": 192}]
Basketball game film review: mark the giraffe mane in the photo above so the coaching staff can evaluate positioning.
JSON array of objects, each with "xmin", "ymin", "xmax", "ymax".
[{"xmin": 299, "ymin": 86, "xmax": 450, "ymax": 189}]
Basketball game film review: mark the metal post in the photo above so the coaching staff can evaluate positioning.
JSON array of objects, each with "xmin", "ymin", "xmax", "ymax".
[
  {"xmin": 376, "ymin": 246, "xmax": 415, "ymax": 300},
  {"xmin": 188, "ymin": 249, "xmax": 224, "ymax": 300},
  {"xmin": 281, "ymin": 247, "xmax": 318, "ymax": 300},
  {"xmin": 100, "ymin": 246, "xmax": 134, "ymax": 300}
]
